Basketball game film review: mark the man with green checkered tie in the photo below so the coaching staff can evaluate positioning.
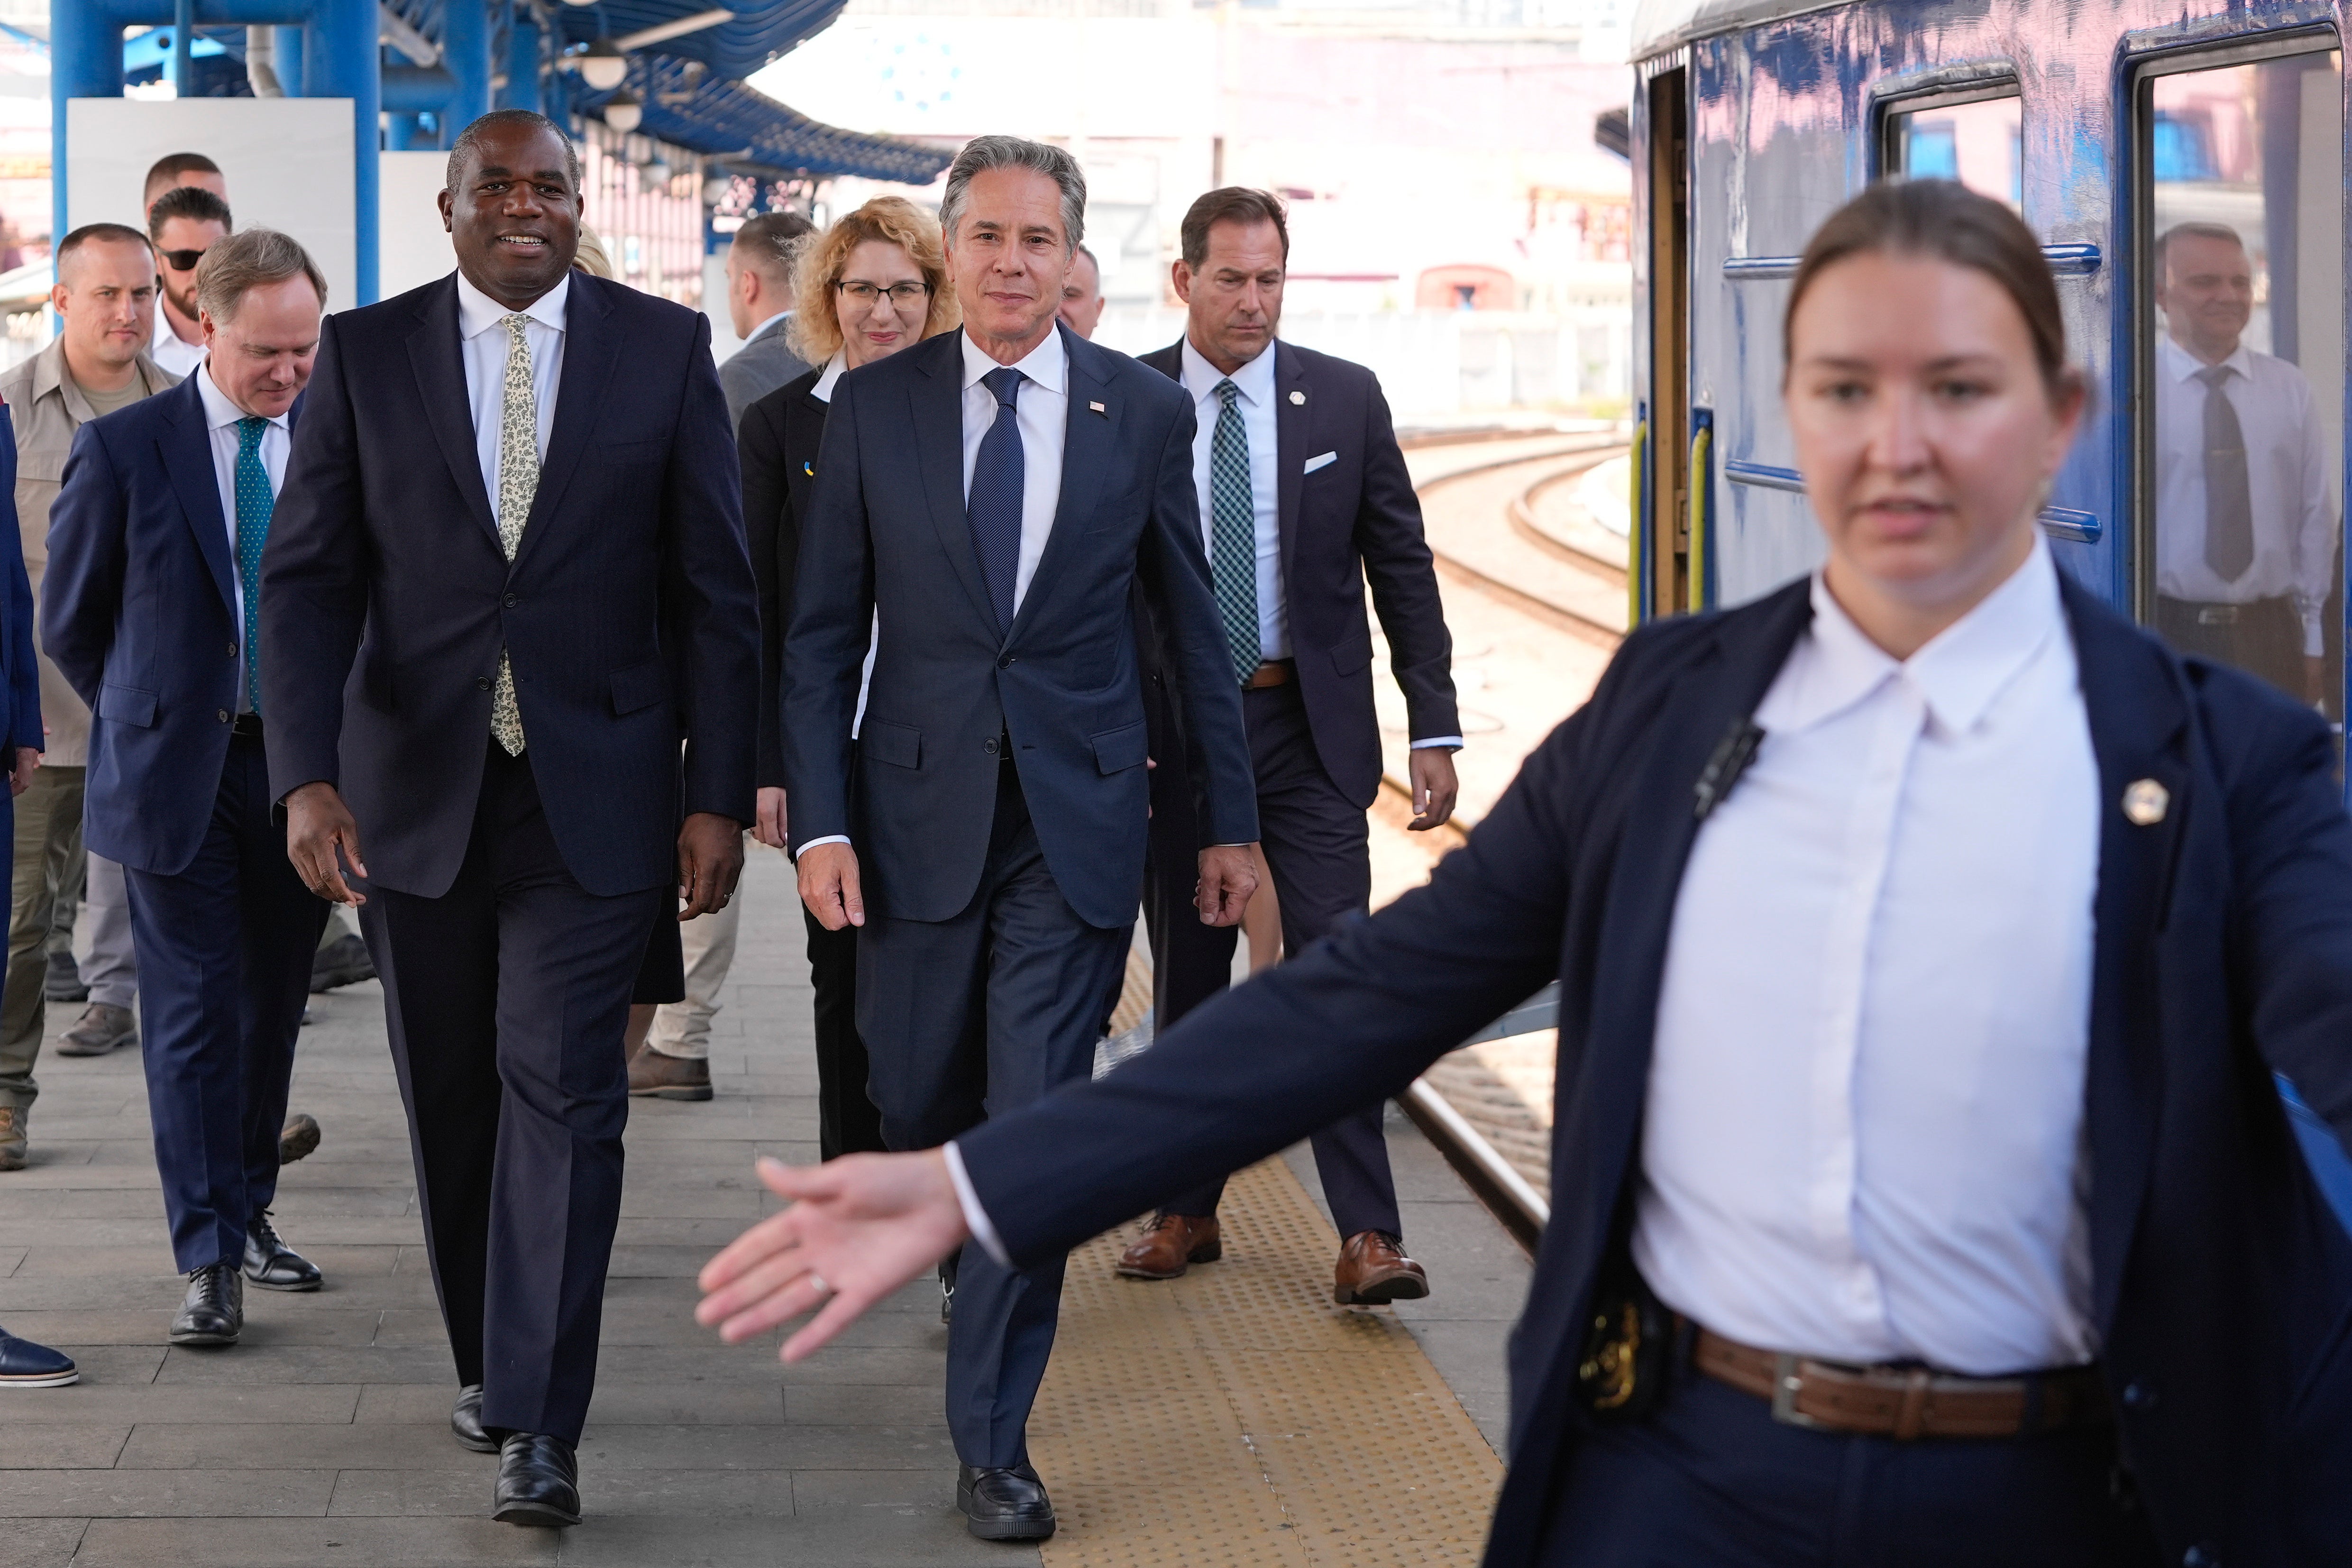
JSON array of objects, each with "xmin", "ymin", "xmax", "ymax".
[
  {"xmin": 42, "ymin": 228, "xmax": 335, "ymax": 1349},
  {"xmin": 1124, "ymin": 188, "xmax": 1464, "ymax": 1304}
]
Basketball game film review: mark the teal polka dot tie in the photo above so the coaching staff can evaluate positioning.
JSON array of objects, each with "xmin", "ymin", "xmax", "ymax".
[{"xmin": 233, "ymin": 415, "xmax": 271, "ymax": 715}]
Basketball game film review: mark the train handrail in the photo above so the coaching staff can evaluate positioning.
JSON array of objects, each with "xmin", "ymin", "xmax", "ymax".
[
  {"xmin": 1628, "ymin": 420, "xmax": 1647, "ymax": 628},
  {"xmin": 1686, "ymin": 422, "xmax": 1712, "ymax": 613}
]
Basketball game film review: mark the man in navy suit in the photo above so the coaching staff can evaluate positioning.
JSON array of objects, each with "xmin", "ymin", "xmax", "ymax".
[
  {"xmin": 45, "ymin": 229, "xmax": 334, "ymax": 1349},
  {"xmin": 260, "ymin": 111, "xmax": 758, "ymax": 1528},
  {"xmin": 1122, "ymin": 188, "xmax": 1461, "ymax": 1301},
  {"xmin": 785, "ymin": 135, "xmax": 1261, "ymax": 1541}
]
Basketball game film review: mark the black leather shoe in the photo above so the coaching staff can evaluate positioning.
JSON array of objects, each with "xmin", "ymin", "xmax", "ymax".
[
  {"xmin": 169, "ymin": 1263, "xmax": 242, "ymax": 1346},
  {"xmin": 957, "ymin": 1462, "xmax": 1056, "ymax": 1541},
  {"xmin": 939, "ymin": 1256, "xmax": 957, "ymax": 1325},
  {"xmin": 451, "ymin": 1384, "xmax": 497, "ymax": 1453},
  {"xmin": 493, "ymin": 1432, "xmax": 581, "ymax": 1527},
  {"xmin": 242, "ymin": 1210, "xmax": 322, "ymax": 1292},
  {"xmin": 0, "ymin": 1326, "xmax": 77, "ymax": 1386}
]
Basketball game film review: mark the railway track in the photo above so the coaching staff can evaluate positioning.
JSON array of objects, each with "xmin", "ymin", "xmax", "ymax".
[{"xmin": 1390, "ymin": 435, "xmax": 1631, "ymax": 1254}]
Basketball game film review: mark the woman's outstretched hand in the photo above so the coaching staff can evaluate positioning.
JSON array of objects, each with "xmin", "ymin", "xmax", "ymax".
[{"xmin": 696, "ymin": 1150, "xmax": 971, "ymax": 1363}]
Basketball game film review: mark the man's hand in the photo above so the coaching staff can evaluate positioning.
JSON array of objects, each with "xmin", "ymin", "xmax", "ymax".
[
  {"xmin": 678, "ymin": 812, "xmax": 744, "ymax": 919},
  {"xmin": 1407, "ymin": 747, "xmax": 1460, "ymax": 832},
  {"xmin": 285, "ymin": 781, "xmax": 368, "ymax": 906},
  {"xmin": 1195, "ymin": 843, "xmax": 1258, "ymax": 926},
  {"xmin": 753, "ymin": 787, "xmax": 788, "ymax": 850},
  {"xmin": 799, "ymin": 841, "xmax": 864, "ymax": 930},
  {"xmin": 697, "ymin": 1151, "xmax": 970, "ymax": 1363},
  {"xmin": 8, "ymin": 747, "xmax": 36, "ymax": 798}
]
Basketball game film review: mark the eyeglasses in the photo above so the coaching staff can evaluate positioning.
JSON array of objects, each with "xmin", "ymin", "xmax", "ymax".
[
  {"xmin": 157, "ymin": 248, "xmax": 210, "ymax": 272},
  {"xmin": 835, "ymin": 280, "xmax": 930, "ymax": 307}
]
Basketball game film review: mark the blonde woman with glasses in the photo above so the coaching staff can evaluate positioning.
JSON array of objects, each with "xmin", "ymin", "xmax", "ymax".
[{"xmin": 661, "ymin": 200, "xmax": 956, "ymax": 1138}]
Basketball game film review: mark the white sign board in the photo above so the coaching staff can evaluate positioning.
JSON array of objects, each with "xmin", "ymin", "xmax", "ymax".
[
  {"xmin": 65, "ymin": 99, "xmax": 356, "ymax": 310},
  {"xmin": 379, "ymin": 149, "xmax": 456, "ymax": 302}
]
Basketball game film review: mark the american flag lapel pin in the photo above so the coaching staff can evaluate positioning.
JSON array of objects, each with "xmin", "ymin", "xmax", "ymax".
[{"xmin": 1089, "ymin": 400, "xmax": 1107, "ymax": 414}]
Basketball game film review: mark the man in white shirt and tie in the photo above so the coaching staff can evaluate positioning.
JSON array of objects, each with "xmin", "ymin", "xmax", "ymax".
[
  {"xmin": 784, "ymin": 135, "xmax": 1260, "ymax": 1543},
  {"xmin": 263, "ymin": 110, "xmax": 758, "ymax": 1529},
  {"xmin": 2151, "ymin": 222, "xmax": 2337, "ymax": 706},
  {"xmin": 43, "ymin": 229, "xmax": 335, "ymax": 1349},
  {"xmin": 1120, "ymin": 189, "xmax": 1463, "ymax": 1302}
]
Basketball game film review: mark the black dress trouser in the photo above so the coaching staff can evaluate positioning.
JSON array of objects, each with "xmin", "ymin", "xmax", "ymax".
[
  {"xmin": 1145, "ymin": 678, "xmax": 1402, "ymax": 1240},
  {"xmin": 362, "ymin": 745, "xmax": 665, "ymax": 1445},
  {"xmin": 804, "ymin": 908, "xmax": 884, "ymax": 1161}
]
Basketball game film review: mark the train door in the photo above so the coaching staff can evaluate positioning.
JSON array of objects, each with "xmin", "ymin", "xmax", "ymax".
[
  {"xmin": 1642, "ymin": 67, "xmax": 1691, "ymax": 621},
  {"xmin": 2133, "ymin": 36, "xmax": 2344, "ymax": 738}
]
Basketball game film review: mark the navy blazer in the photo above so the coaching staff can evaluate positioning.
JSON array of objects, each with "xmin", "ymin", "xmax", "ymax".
[
  {"xmin": 260, "ymin": 272, "xmax": 760, "ymax": 899},
  {"xmin": 1136, "ymin": 339, "xmax": 1458, "ymax": 805},
  {"xmin": 0, "ymin": 408, "xmax": 39, "ymax": 770},
  {"xmin": 784, "ymin": 325, "xmax": 1259, "ymax": 929},
  {"xmin": 44, "ymin": 378, "xmax": 275, "ymax": 874},
  {"xmin": 958, "ymin": 573, "xmax": 2352, "ymax": 1566}
]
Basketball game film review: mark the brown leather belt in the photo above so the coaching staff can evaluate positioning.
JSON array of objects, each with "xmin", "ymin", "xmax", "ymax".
[
  {"xmin": 1693, "ymin": 1327, "xmax": 2109, "ymax": 1440},
  {"xmin": 1243, "ymin": 659, "xmax": 1295, "ymax": 690}
]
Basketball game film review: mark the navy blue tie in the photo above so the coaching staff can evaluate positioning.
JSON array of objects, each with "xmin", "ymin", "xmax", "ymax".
[{"xmin": 968, "ymin": 367, "xmax": 1026, "ymax": 633}]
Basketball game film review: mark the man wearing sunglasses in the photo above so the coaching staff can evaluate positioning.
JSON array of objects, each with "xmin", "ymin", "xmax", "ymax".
[{"xmin": 146, "ymin": 186, "xmax": 230, "ymax": 380}]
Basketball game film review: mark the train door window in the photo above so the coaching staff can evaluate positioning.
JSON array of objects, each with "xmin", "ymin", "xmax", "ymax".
[
  {"xmin": 1885, "ymin": 91, "xmax": 2022, "ymax": 207},
  {"xmin": 2141, "ymin": 45, "xmax": 2343, "ymax": 722}
]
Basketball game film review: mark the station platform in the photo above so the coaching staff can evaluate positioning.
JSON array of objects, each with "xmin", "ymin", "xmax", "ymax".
[{"xmin": 0, "ymin": 847, "xmax": 1528, "ymax": 1567}]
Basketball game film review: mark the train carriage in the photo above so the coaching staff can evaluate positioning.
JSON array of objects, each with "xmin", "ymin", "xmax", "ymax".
[{"xmin": 1627, "ymin": 0, "xmax": 2352, "ymax": 1216}]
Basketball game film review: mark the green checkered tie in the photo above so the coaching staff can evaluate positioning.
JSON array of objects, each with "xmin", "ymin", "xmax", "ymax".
[
  {"xmin": 1208, "ymin": 380, "xmax": 1259, "ymax": 685},
  {"xmin": 489, "ymin": 312, "xmax": 538, "ymax": 756}
]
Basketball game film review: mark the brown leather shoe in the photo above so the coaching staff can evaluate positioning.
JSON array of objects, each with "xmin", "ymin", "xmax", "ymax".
[
  {"xmin": 1333, "ymin": 1230, "xmax": 1429, "ymax": 1305},
  {"xmin": 0, "ymin": 1106, "xmax": 24, "ymax": 1172},
  {"xmin": 628, "ymin": 1045, "xmax": 713, "ymax": 1101},
  {"xmin": 1115, "ymin": 1214, "xmax": 1222, "ymax": 1280}
]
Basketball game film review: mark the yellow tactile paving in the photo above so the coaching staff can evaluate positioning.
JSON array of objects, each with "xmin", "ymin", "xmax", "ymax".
[{"xmin": 1026, "ymin": 1157, "xmax": 1503, "ymax": 1567}]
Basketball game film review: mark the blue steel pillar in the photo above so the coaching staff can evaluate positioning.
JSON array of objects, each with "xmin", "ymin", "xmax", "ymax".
[
  {"xmin": 274, "ymin": 26, "xmax": 306, "ymax": 97},
  {"xmin": 306, "ymin": 0, "xmax": 381, "ymax": 304},
  {"xmin": 172, "ymin": 0, "xmax": 196, "ymax": 98},
  {"xmin": 48, "ymin": 0, "xmax": 123, "ymax": 257},
  {"xmin": 500, "ymin": 5, "xmax": 544, "ymax": 115},
  {"xmin": 442, "ymin": 0, "xmax": 494, "ymax": 147}
]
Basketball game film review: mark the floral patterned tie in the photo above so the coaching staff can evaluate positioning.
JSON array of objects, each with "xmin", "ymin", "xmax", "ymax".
[{"xmin": 490, "ymin": 312, "xmax": 538, "ymax": 756}]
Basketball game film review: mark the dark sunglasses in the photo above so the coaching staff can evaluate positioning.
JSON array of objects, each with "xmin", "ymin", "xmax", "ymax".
[{"xmin": 157, "ymin": 248, "xmax": 209, "ymax": 272}]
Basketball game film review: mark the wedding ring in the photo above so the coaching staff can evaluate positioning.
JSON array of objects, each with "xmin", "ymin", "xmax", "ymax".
[{"xmin": 806, "ymin": 1272, "xmax": 831, "ymax": 1298}]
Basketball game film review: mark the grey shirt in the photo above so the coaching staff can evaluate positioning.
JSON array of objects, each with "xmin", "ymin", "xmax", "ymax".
[{"xmin": 718, "ymin": 313, "xmax": 811, "ymax": 428}]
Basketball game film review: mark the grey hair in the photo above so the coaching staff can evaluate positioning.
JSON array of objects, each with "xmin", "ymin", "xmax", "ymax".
[
  {"xmin": 938, "ymin": 135, "xmax": 1085, "ymax": 253},
  {"xmin": 446, "ymin": 109, "xmax": 581, "ymax": 193},
  {"xmin": 194, "ymin": 228, "xmax": 327, "ymax": 323}
]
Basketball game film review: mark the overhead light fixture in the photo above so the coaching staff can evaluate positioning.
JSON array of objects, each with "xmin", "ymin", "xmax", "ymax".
[
  {"xmin": 603, "ymin": 89, "xmax": 642, "ymax": 134},
  {"xmin": 562, "ymin": 0, "xmax": 598, "ymax": 8},
  {"xmin": 579, "ymin": 37, "xmax": 628, "ymax": 91}
]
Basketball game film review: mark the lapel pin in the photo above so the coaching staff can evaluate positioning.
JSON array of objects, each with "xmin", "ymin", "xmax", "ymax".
[
  {"xmin": 2122, "ymin": 778, "xmax": 2169, "ymax": 826},
  {"xmin": 1089, "ymin": 400, "xmax": 1107, "ymax": 414},
  {"xmin": 802, "ymin": 461, "xmax": 814, "ymax": 477},
  {"xmin": 1289, "ymin": 390, "xmax": 1306, "ymax": 405}
]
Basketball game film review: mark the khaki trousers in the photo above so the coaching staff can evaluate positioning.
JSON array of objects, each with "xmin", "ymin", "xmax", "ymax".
[{"xmin": 0, "ymin": 766, "xmax": 85, "ymax": 1113}]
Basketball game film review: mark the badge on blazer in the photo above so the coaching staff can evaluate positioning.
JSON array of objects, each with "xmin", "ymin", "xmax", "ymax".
[
  {"xmin": 1089, "ymin": 400, "xmax": 1107, "ymax": 414},
  {"xmin": 2123, "ymin": 778, "xmax": 2168, "ymax": 826},
  {"xmin": 802, "ymin": 461, "xmax": 814, "ymax": 477},
  {"xmin": 1289, "ymin": 390, "xmax": 1307, "ymax": 405}
]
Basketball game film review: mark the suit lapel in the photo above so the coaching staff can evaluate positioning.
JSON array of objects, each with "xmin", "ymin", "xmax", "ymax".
[
  {"xmin": 911, "ymin": 332, "xmax": 999, "ymax": 633},
  {"xmin": 516, "ymin": 274, "xmax": 621, "ymax": 562},
  {"xmin": 405, "ymin": 275, "xmax": 502, "ymax": 552},
  {"xmin": 2061, "ymin": 578, "xmax": 2189, "ymax": 1335},
  {"xmin": 1273, "ymin": 342, "xmax": 1306, "ymax": 612},
  {"xmin": 1009, "ymin": 326, "xmax": 1115, "ymax": 643},
  {"xmin": 156, "ymin": 378, "xmax": 238, "ymax": 619}
]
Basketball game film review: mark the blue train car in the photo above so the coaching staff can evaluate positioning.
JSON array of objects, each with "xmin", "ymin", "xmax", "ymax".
[{"xmin": 1626, "ymin": 0, "xmax": 2352, "ymax": 1220}]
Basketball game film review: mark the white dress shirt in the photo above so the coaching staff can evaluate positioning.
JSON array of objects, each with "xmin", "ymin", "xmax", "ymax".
[
  {"xmin": 960, "ymin": 327, "xmax": 1067, "ymax": 615},
  {"xmin": 1633, "ymin": 540, "xmax": 2101, "ymax": 1375},
  {"xmin": 2152, "ymin": 335, "xmax": 2335, "ymax": 654},
  {"xmin": 194, "ymin": 363, "xmax": 289, "ymax": 713},
  {"xmin": 150, "ymin": 306, "xmax": 206, "ymax": 379},
  {"xmin": 1179, "ymin": 338, "xmax": 1286, "ymax": 660},
  {"xmin": 455, "ymin": 269, "xmax": 567, "ymax": 501}
]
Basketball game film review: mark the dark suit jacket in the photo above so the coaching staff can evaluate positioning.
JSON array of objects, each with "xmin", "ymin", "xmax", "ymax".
[
  {"xmin": 1136, "ymin": 339, "xmax": 1456, "ymax": 806},
  {"xmin": 0, "ymin": 409, "xmax": 39, "ymax": 775},
  {"xmin": 261, "ymin": 271, "xmax": 759, "ymax": 899},
  {"xmin": 738, "ymin": 364, "xmax": 828, "ymax": 790},
  {"xmin": 44, "ymin": 378, "xmax": 281, "ymax": 874},
  {"xmin": 958, "ymin": 574, "xmax": 2352, "ymax": 1566},
  {"xmin": 785, "ymin": 324, "xmax": 1258, "ymax": 930}
]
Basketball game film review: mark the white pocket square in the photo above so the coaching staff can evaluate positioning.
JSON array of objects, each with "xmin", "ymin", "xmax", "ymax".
[{"xmin": 1303, "ymin": 451, "xmax": 1338, "ymax": 475}]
